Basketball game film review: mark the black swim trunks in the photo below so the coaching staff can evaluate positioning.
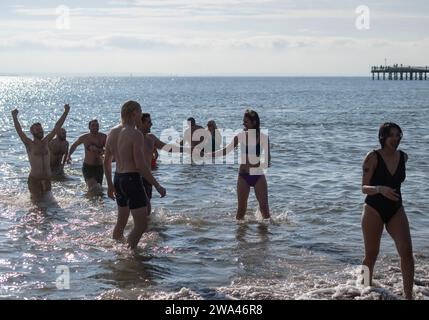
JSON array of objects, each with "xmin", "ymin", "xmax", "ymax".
[
  {"xmin": 114, "ymin": 172, "xmax": 147, "ymax": 210},
  {"xmin": 82, "ymin": 163, "xmax": 104, "ymax": 185},
  {"xmin": 142, "ymin": 177, "xmax": 153, "ymax": 199}
]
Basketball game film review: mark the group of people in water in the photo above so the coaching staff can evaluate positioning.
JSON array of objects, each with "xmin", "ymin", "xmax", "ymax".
[{"xmin": 11, "ymin": 102, "xmax": 415, "ymax": 299}]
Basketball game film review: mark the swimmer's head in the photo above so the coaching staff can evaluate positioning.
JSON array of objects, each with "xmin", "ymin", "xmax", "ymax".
[
  {"xmin": 187, "ymin": 117, "xmax": 196, "ymax": 127},
  {"xmin": 243, "ymin": 109, "xmax": 260, "ymax": 131},
  {"xmin": 30, "ymin": 123, "xmax": 44, "ymax": 140},
  {"xmin": 207, "ymin": 120, "xmax": 217, "ymax": 132},
  {"xmin": 121, "ymin": 101, "xmax": 142, "ymax": 125},
  {"xmin": 58, "ymin": 128, "xmax": 67, "ymax": 140},
  {"xmin": 88, "ymin": 119, "xmax": 99, "ymax": 134},
  {"xmin": 379, "ymin": 122, "xmax": 403, "ymax": 150},
  {"xmin": 141, "ymin": 113, "xmax": 152, "ymax": 133}
]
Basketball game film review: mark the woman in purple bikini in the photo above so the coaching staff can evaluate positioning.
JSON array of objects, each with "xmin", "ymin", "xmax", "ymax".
[{"xmin": 212, "ymin": 109, "xmax": 271, "ymax": 220}]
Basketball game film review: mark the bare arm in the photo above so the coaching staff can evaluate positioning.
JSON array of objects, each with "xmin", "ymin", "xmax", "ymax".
[
  {"xmin": 362, "ymin": 151, "xmax": 378, "ymax": 195},
  {"xmin": 212, "ymin": 135, "xmax": 239, "ymax": 157},
  {"xmin": 62, "ymin": 141, "xmax": 69, "ymax": 165},
  {"xmin": 44, "ymin": 104, "xmax": 70, "ymax": 142},
  {"xmin": 66, "ymin": 136, "xmax": 84, "ymax": 162},
  {"xmin": 267, "ymin": 136, "xmax": 271, "ymax": 167},
  {"xmin": 362, "ymin": 151, "xmax": 400, "ymax": 201},
  {"xmin": 155, "ymin": 137, "xmax": 191, "ymax": 153},
  {"xmin": 11, "ymin": 109, "xmax": 32, "ymax": 145},
  {"xmin": 133, "ymin": 134, "xmax": 166, "ymax": 197},
  {"xmin": 103, "ymin": 134, "xmax": 115, "ymax": 199}
]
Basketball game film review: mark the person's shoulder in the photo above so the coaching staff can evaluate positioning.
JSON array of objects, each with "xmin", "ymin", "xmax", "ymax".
[
  {"xmin": 146, "ymin": 133, "xmax": 157, "ymax": 140},
  {"xmin": 108, "ymin": 125, "xmax": 123, "ymax": 134},
  {"xmin": 364, "ymin": 150, "xmax": 378, "ymax": 164},
  {"xmin": 237, "ymin": 131, "xmax": 245, "ymax": 139},
  {"xmin": 80, "ymin": 132, "xmax": 91, "ymax": 140},
  {"xmin": 259, "ymin": 130, "xmax": 269, "ymax": 139},
  {"xmin": 131, "ymin": 127, "xmax": 144, "ymax": 138},
  {"xmin": 399, "ymin": 150, "xmax": 408, "ymax": 162}
]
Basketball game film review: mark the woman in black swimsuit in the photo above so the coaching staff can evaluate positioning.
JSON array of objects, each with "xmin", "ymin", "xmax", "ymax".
[{"xmin": 361, "ymin": 122, "xmax": 414, "ymax": 299}]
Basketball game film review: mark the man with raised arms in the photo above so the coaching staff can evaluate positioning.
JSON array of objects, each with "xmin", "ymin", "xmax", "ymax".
[{"xmin": 11, "ymin": 104, "xmax": 70, "ymax": 202}]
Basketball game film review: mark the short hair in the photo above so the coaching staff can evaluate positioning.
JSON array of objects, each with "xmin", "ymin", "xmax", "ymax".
[
  {"xmin": 30, "ymin": 122, "xmax": 42, "ymax": 133},
  {"xmin": 378, "ymin": 122, "xmax": 403, "ymax": 148},
  {"xmin": 187, "ymin": 117, "xmax": 196, "ymax": 126},
  {"xmin": 121, "ymin": 101, "xmax": 141, "ymax": 123},
  {"xmin": 207, "ymin": 120, "xmax": 217, "ymax": 129},
  {"xmin": 141, "ymin": 113, "xmax": 151, "ymax": 122},
  {"xmin": 88, "ymin": 119, "xmax": 98, "ymax": 129}
]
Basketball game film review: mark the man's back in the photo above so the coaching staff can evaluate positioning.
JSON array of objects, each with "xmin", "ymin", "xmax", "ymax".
[{"xmin": 107, "ymin": 125, "xmax": 143, "ymax": 173}]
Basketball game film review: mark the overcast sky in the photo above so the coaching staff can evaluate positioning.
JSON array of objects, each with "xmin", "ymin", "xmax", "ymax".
[{"xmin": 0, "ymin": 0, "xmax": 428, "ymax": 75}]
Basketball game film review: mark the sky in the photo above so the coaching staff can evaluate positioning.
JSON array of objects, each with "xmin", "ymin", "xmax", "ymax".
[{"xmin": 0, "ymin": 0, "xmax": 428, "ymax": 75}]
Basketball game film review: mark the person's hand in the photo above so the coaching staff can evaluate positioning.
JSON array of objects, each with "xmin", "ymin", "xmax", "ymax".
[
  {"xmin": 64, "ymin": 104, "xmax": 70, "ymax": 113},
  {"xmin": 11, "ymin": 109, "xmax": 18, "ymax": 117},
  {"xmin": 380, "ymin": 186, "xmax": 400, "ymax": 201},
  {"xmin": 155, "ymin": 185, "xmax": 166, "ymax": 198},
  {"xmin": 107, "ymin": 184, "xmax": 116, "ymax": 200}
]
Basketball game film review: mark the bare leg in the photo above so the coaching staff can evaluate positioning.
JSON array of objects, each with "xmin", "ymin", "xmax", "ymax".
[
  {"xmin": 127, "ymin": 207, "xmax": 149, "ymax": 249},
  {"xmin": 236, "ymin": 177, "xmax": 250, "ymax": 220},
  {"xmin": 113, "ymin": 206, "xmax": 130, "ymax": 241},
  {"xmin": 147, "ymin": 199, "xmax": 152, "ymax": 216},
  {"xmin": 254, "ymin": 175, "xmax": 270, "ymax": 219},
  {"xmin": 386, "ymin": 208, "xmax": 414, "ymax": 300},
  {"xmin": 361, "ymin": 204, "xmax": 384, "ymax": 285},
  {"xmin": 86, "ymin": 178, "xmax": 99, "ymax": 191}
]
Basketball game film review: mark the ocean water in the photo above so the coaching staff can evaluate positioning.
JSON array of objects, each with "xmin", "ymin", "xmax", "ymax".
[{"xmin": 0, "ymin": 76, "xmax": 428, "ymax": 300}]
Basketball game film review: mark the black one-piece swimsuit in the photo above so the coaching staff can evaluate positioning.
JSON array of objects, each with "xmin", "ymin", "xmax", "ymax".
[{"xmin": 365, "ymin": 150, "xmax": 406, "ymax": 224}]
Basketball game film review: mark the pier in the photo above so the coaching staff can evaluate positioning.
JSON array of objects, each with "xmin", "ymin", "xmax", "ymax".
[{"xmin": 371, "ymin": 65, "xmax": 428, "ymax": 80}]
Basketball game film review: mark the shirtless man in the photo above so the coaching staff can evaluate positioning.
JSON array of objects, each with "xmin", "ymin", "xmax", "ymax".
[
  {"xmin": 179, "ymin": 117, "xmax": 205, "ymax": 150},
  {"xmin": 49, "ymin": 128, "xmax": 69, "ymax": 177},
  {"xmin": 104, "ymin": 101, "xmax": 166, "ymax": 249},
  {"xmin": 11, "ymin": 104, "xmax": 70, "ymax": 202},
  {"xmin": 66, "ymin": 120, "xmax": 107, "ymax": 191},
  {"xmin": 138, "ymin": 113, "xmax": 184, "ymax": 215}
]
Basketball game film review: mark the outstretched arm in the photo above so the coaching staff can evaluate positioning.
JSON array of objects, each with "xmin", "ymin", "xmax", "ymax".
[
  {"xmin": 11, "ymin": 109, "xmax": 32, "ymax": 145},
  {"xmin": 155, "ymin": 136, "xmax": 191, "ymax": 153},
  {"xmin": 212, "ymin": 135, "xmax": 238, "ymax": 157},
  {"xmin": 134, "ymin": 134, "xmax": 166, "ymax": 198},
  {"xmin": 66, "ymin": 135, "xmax": 84, "ymax": 163},
  {"xmin": 44, "ymin": 104, "xmax": 70, "ymax": 142}
]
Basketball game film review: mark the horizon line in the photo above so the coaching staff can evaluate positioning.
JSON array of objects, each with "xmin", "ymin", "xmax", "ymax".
[{"xmin": 0, "ymin": 72, "xmax": 371, "ymax": 78}]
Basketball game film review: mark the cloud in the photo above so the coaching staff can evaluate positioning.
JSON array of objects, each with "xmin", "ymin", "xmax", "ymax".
[
  {"xmin": 2, "ymin": 31, "xmax": 429, "ymax": 53},
  {"xmin": 0, "ymin": 33, "xmax": 304, "ymax": 51}
]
